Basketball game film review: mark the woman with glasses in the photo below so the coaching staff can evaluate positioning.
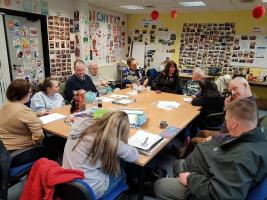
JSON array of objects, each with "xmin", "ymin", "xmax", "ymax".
[{"xmin": 30, "ymin": 77, "xmax": 64, "ymax": 116}]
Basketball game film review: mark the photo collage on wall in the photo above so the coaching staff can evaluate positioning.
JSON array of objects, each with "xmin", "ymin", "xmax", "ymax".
[
  {"xmin": 47, "ymin": 15, "xmax": 75, "ymax": 82},
  {"xmin": 127, "ymin": 21, "xmax": 177, "ymax": 58},
  {"xmin": 179, "ymin": 22, "xmax": 236, "ymax": 75},
  {"xmin": 89, "ymin": 10, "xmax": 126, "ymax": 64},
  {"xmin": 8, "ymin": 18, "xmax": 44, "ymax": 83},
  {"xmin": 231, "ymin": 34, "xmax": 267, "ymax": 68}
]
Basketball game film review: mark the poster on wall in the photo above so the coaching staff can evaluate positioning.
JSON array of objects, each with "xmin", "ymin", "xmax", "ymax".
[
  {"xmin": 88, "ymin": 9, "xmax": 126, "ymax": 64},
  {"xmin": 230, "ymin": 34, "xmax": 267, "ymax": 68}
]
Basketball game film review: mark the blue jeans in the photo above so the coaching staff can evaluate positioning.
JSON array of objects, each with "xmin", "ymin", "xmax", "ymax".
[{"xmin": 101, "ymin": 169, "xmax": 126, "ymax": 198}]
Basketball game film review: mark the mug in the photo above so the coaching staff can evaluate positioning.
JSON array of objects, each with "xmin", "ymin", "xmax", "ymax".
[{"xmin": 85, "ymin": 92, "xmax": 97, "ymax": 103}]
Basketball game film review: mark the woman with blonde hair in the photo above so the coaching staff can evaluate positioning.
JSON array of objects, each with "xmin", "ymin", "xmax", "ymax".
[{"xmin": 63, "ymin": 111, "xmax": 139, "ymax": 198}]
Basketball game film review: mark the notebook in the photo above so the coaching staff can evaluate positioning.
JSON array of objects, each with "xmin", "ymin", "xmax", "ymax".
[{"xmin": 128, "ymin": 130, "xmax": 164, "ymax": 155}]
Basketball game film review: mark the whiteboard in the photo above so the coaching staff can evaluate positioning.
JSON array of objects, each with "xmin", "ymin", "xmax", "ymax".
[{"xmin": 131, "ymin": 42, "xmax": 145, "ymax": 68}]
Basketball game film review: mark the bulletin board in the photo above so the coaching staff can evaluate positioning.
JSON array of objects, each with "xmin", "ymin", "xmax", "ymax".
[
  {"xmin": 179, "ymin": 22, "xmax": 236, "ymax": 75},
  {"xmin": 47, "ymin": 15, "xmax": 76, "ymax": 82},
  {"xmin": 128, "ymin": 19, "xmax": 176, "ymax": 69},
  {"xmin": 88, "ymin": 9, "xmax": 126, "ymax": 64},
  {"xmin": 230, "ymin": 34, "xmax": 267, "ymax": 68}
]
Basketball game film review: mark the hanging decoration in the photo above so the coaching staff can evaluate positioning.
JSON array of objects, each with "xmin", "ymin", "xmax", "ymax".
[
  {"xmin": 170, "ymin": 10, "xmax": 177, "ymax": 18},
  {"xmin": 151, "ymin": 10, "xmax": 159, "ymax": 20},
  {"xmin": 252, "ymin": 5, "xmax": 265, "ymax": 19}
]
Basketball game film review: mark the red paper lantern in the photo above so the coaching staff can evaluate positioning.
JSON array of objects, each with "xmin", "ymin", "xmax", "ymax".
[
  {"xmin": 151, "ymin": 10, "xmax": 159, "ymax": 20},
  {"xmin": 252, "ymin": 5, "xmax": 265, "ymax": 19},
  {"xmin": 170, "ymin": 10, "xmax": 177, "ymax": 18}
]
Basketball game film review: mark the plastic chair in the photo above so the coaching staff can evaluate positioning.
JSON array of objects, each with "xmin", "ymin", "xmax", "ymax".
[
  {"xmin": 54, "ymin": 178, "xmax": 128, "ymax": 200},
  {"xmin": 0, "ymin": 141, "xmax": 46, "ymax": 200},
  {"xmin": 246, "ymin": 177, "xmax": 267, "ymax": 200}
]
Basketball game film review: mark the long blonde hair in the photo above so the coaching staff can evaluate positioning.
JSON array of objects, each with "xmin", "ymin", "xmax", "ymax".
[{"xmin": 73, "ymin": 111, "xmax": 130, "ymax": 176}]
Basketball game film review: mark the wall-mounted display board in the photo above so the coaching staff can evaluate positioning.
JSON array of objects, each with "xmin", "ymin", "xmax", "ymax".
[
  {"xmin": 128, "ymin": 19, "xmax": 176, "ymax": 69},
  {"xmin": 88, "ymin": 9, "xmax": 126, "ymax": 64},
  {"xmin": 230, "ymin": 34, "xmax": 267, "ymax": 68},
  {"xmin": 47, "ymin": 15, "xmax": 76, "ymax": 81},
  {"xmin": 179, "ymin": 22, "xmax": 236, "ymax": 75}
]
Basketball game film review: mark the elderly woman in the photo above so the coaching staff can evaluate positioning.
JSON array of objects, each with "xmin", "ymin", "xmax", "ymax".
[
  {"xmin": 30, "ymin": 77, "xmax": 64, "ymax": 116},
  {"xmin": 0, "ymin": 79, "xmax": 44, "ymax": 151}
]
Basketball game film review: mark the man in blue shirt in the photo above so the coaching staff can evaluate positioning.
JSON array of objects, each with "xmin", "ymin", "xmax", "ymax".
[{"xmin": 64, "ymin": 59, "xmax": 98, "ymax": 102}]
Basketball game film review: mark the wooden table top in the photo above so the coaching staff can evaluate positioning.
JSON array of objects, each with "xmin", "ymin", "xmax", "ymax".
[{"xmin": 43, "ymin": 89, "xmax": 200, "ymax": 166}]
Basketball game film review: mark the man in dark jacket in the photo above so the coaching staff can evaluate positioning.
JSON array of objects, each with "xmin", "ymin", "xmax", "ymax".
[
  {"xmin": 155, "ymin": 98, "xmax": 267, "ymax": 200},
  {"xmin": 64, "ymin": 60, "xmax": 98, "ymax": 102}
]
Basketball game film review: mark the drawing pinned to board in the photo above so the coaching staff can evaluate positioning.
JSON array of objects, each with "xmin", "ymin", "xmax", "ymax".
[
  {"xmin": 13, "ymin": 37, "xmax": 21, "ymax": 48},
  {"xmin": 40, "ymin": 0, "xmax": 48, "ymax": 15},
  {"xmin": 13, "ymin": 19, "xmax": 20, "ymax": 28},
  {"xmin": 22, "ymin": 26, "xmax": 29, "ymax": 37},
  {"xmin": 7, "ymin": 20, "xmax": 13, "ymax": 33},
  {"xmin": 14, "ymin": 28, "xmax": 20, "ymax": 37},
  {"xmin": 16, "ymin": 48, "xmax": 23, "ymax": 59},
  {"xmin": 15, "ymin": 65, "xmax": 24, "ymax": 77},
  {"xmin": 23, "ymin": 49, "xmax": 31, "ymax": 59},
  {"xmin": 30, "ymin": 38, "xmax": 39, "ymax": 50},
  {"xmin": 23, "ymin": 59, "xmax": 32, "ymax": 70},
  {"xmin": 32, "ymin": 0, "xmax": 40, "ymax": 14},
  {"xmin": 21, "ymin": 38, "xmax": 30, "ymax": 49},
  {"xmin": 30, "ymin": 27, "xmax": 38, "ymax": 37},
  {"xmin": 3, "ymin": 0, "xmax": 11, "ymax": 6}
]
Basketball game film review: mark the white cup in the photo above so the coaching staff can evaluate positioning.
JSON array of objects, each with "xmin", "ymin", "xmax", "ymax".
[{"xmin": 146, "ymin": 86, "xmax": 151, "ymax": 91}]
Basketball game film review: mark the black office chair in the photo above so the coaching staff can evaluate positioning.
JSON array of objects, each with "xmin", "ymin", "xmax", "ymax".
[
  {"xmin": 0, "ymin": 140, "xmax": 46, "ymax": 200},
  {"xmin": 204, "ymin": 112, "xmax": 225, "ymax": 131}
]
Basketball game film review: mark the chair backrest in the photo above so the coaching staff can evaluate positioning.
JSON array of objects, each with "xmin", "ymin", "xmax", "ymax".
[
  {"xmin": 246, "ymin": 177, "xmax": 267, "ymax": 200},
  {"xmin": 54, "ymin": 179, "xmax": 96, "ymax": 200}
]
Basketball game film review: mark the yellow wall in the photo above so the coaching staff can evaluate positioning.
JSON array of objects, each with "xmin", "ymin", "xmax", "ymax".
[
  {"xmin": 127, "ymin": 10, "xmax": 267, "ymax": 74},
  {"xmin": 128, "ymin": 11, "xmax": 267, "ymax": 102}
]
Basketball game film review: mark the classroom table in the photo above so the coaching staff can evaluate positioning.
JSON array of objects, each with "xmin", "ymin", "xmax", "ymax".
[{"xmin": 43, "ymin": 88, "xmax": 200, "ymax": 200}]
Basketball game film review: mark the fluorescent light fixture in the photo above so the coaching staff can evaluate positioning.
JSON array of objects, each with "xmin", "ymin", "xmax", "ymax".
[
  {"xmin": 120, "ymin": 5, "xmax": 144, "ymax": 10},
  {"xmin": 179, "ymin": 1, "xmax": 206, "ymax": 7},
  {"xmin": 262, "ymin": 0, "xmax": 267, "ymax": 2}
]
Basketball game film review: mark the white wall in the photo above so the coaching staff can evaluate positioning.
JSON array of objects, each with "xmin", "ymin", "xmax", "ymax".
[{"xmin": 0, "ymin": 0, "xmax": 126, "ymax": 81}]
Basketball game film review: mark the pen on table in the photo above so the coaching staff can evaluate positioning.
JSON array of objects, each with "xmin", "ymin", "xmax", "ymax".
[{"xmin": 143, "ymin": 137, "xmax": 149, "ymax": 145}]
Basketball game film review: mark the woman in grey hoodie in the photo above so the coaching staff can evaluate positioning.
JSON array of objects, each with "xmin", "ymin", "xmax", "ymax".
[{"xmin": 62, "ymin": 111, "xmax": 139, "ymax": 198}]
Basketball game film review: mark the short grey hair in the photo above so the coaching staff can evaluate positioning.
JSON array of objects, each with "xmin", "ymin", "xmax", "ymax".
[
  {"xmin": 88, "ymin": 63, "xmax": 98, "ymax": 71},
  {"xmin": 193, "ymin": 68, "xmax": 205, "ymax": 78}
]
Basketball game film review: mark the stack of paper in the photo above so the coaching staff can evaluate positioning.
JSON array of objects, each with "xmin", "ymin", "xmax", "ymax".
[
  {"xmin": 157, "ymin": 101, "xmax": 180, "ymax": 110},
  {"xmin": 128, "ymin": 130, "xmax": 164, "ymax": 155},
  {"xmin": 39, "ymin": 113, "xmax": 66, "ymax": 124},
  {"xmin": 109, "ymin": 94, "xmax": 129, "ymax": 98}
]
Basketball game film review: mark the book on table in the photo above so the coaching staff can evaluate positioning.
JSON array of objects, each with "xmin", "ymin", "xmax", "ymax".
[{"xmin": 128, "ymin": 130, "xmax": 164, "ymax": 155}]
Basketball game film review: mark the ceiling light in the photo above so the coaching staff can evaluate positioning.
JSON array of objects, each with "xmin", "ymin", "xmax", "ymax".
[
  {"xmin": 179, "ymin": 1, "xmax": 206, "ymax": 7},
  {"xmin": 262, "ymin": 0, "xmax": 267, "ymax": 2},
  {"xmin": 120, "ymin": 5, "xmax": 144, "ymax": 10}
]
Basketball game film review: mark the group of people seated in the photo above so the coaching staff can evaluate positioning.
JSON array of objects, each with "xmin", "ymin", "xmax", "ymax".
[{"xmin": 0, "ymin": 57, "xmax": 266, "ymax": 200}]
